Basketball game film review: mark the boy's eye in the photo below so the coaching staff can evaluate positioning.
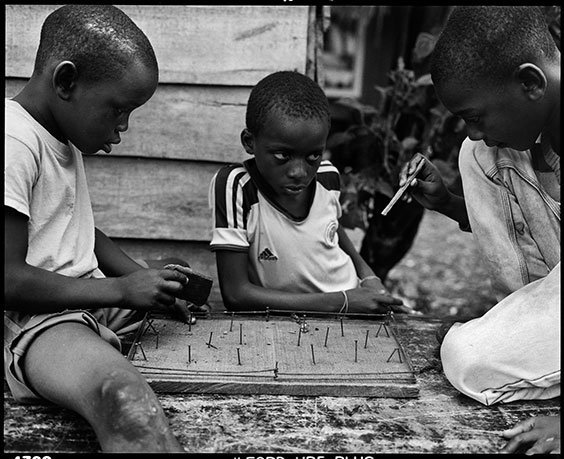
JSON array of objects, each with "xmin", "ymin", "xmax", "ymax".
[
  {"xmin": 464, "ymin": 116, "xmax": 481, "ymax": 125},
  {"xmin": 273, "ymin": 152, "xmax": 290, "ymax": 161},
  {"xmin": 114, "ymin": 107, "xmax": 127, "ymax": 116},
  {"xmin": 306, "ymin": 152, "xmax": 322, "ymax": 163}
]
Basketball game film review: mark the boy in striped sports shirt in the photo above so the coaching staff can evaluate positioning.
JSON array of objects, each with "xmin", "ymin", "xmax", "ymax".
[{"xmin": 209, "ymin": 71, "xmax": 408, "ymax": 314}]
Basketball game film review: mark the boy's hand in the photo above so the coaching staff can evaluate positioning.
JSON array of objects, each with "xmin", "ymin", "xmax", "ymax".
[
  {"xmin": 116, "ymin": 268, "xmax": 188, "ymax": 313},
  {"xmin": 347, "ymin": 286, "xmax": 407, "ymax": 314},
  {"xmin": 500, "ymin": 415, "xmax": 560, "ymax": 454},
  {"xmin": 359, "ymin": 275, "xmax": 387, "ymax": 292},
  {"xmin": 170, "ymin": 299, "xmax": 196, "ymax": 324},
  {"xmin": 164, "ymin": 263, "xmax": 213, "ymax": 306},
  {"xmin": 399, "ymin": 153, "xmax": 450, "ymax": 211},
  {"xmin": 359, "ymin": 279, "xmax": 415, "ymax": 314}
]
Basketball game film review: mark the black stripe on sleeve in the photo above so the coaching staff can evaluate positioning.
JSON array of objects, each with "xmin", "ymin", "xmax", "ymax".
[
  {"xmin": 230, "ymin": 170, "xmax": 248, "ymax": 229},
  {"xmin": 241, "ymin": 178, "xmax": 258, "ymax": 229},
  {"xmin": 316, "ymin": 160, "xmax": 341, "ymax": 191},
  {"xmin": 213, "ymin": 165, "xmax": 239, "ymax": 228}
]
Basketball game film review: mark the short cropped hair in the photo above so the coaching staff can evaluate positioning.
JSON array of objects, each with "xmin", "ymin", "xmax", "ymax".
[
  {"xmin": 431, "ymin": 6, "xmax": 559, "ymax": 89},
  {"xmin": 34, "ymin": 5, "xmax": 157, "ymax": 84},
  {"xmin": 246, "ymin": 71, "xmax": 331, "ymax": 135}
]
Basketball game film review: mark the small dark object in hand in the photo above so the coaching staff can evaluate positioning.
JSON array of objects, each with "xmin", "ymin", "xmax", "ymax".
[{"xmin": 164, "ymin": 264, "xmax": 213, "ymax": 306}]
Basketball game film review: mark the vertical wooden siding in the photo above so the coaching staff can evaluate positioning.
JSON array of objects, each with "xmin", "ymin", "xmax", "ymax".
[{"xmin": 5, "ymin": 5, "xmax": 314, "ymax": 302}]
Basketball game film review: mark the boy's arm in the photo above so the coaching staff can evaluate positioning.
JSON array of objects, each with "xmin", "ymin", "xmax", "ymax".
[
  {"xmin": 337, "ymin": 225, "xmax": 413, "ymax": 313},
  {"xmin": 94, "ymin": 227, "xmax": 144, "ymax": 277},
  {"xmin": 216, "ymin": 250, "xmax": 347, "ymax": 312},
  {"xmin": 216, "ymin": 249, "xmax": 402, "ymax": 313},
  {"xmin": 4, "ymin": 207, "xmax": 187, "ymax": 314},
  {"xmin": 337, "ymin": 225, "xmax": 377, "ymax": 281}
]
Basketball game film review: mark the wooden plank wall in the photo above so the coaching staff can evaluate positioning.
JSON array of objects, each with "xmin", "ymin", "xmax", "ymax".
[{"xmin": 5, "ymin": 5, "xmax": 314, "ymax": 303}]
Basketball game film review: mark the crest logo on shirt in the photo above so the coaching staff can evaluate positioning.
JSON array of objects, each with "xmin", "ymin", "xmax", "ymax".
[
  {"xmin": 258, "ymin": 248, "xmax": 278, "ymax": 261},
  {"xmin": 325, "ymin": 221, "xmax": 338, "ymax": 247}
]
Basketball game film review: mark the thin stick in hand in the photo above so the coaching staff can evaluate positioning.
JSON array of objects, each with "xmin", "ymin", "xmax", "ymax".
[{"xmin": 381, "ymin": 159, "xmax": 426, "ymax": 216}]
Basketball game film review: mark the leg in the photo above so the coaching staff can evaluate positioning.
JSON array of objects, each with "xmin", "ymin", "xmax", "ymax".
[
  {"xmin": 23, "ymin": 322, "xmax": 184, "ymax": 452},
  {"xmin": 440, "ymin": 263, "xmax": 560, "ymax": 405}
]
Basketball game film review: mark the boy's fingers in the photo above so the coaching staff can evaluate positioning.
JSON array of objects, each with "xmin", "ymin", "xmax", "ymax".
[
  {"xmin": 376, "ymin": 294, "xmax": 404, "ymax": 305},
  {"xmin": 160, "ymin": 279, "xmax": 188, "ymax": 297},
  {"xmin": 402, "ymin": 179, "xmax": 420, "ymax": 198},
  {"xmin": 161, "ymin": 268, "xmax": 189, "ymax": 285},
  {"xmin": 399, "ymin": 163, "xmax": 414, "ymax": 186},
  {"xmin": 408, "ymin": 152, "xmax": 427, "ymax": 174},
  {"xmin": 154, "ymin": 292, "xmax": 176, "ymax": 309},
  {"xmin": 172, "ymin": 300, "xmax": 193, "ymax": 324},
  {"xmin": 415, "ymin": 178, "xmax": 441, "ymax": 195},
  {"xmin": 400, "ymin": 154, "xmax": 426, "ymax": 187},
  {"xmin": 502, "ymin": 418, "xmax": 536, "ymax": 438},
  {"xmin": 501, "ymin": 431, "xmax": 539, "ymax": 453},
  {"xmin": 398, "ymin": 166, "xmax": 409, "ymax": 186},
  {"xmin": 164, "ymin": 263, "xmax": 194, "ymax": 276},
  {"xmin": 399, "ymin": 157, "xmax": 417, "ymax": 184},
  {"xmin": 409, "ymin": 154, "xmax": 424, "ymax": 174},
  {"xmin": 392, "ymin": 303, "xmax": 418, "ymax": 314},
  {"xmin": 526, "ymin": 437, "xmax": 559, "ymax": 455}
]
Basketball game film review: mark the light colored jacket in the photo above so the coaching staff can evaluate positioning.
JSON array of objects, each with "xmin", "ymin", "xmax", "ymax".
[{"xmin": 459, "ymin": 138, "xmax": 560, "ymax": 301}]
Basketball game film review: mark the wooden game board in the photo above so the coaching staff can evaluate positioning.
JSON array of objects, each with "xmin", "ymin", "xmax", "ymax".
[{"xmin": 128, "ymin": 311, "xmax": 420, "ymax": 397}]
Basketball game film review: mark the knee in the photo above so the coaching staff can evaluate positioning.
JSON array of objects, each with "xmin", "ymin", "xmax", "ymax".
[
  {"xmin": 99, "ymin": 369, "xmax": 163, "ymax": 438},
  {"xmin": 440, "ymin": 325, "xmax": 490, "ymax": 397}
]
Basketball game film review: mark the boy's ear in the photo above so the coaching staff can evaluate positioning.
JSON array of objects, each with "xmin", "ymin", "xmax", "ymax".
[
  {"xmin": 52, "ymin": 61, "xmax": 79, "ymax": 100},
  {"xmin": 240, "ymin": 128, "xmax": 255, "ymax": 155},
  {"xmin": 515, "ymin": 63, "xmax": 547, "ymax": 101}
]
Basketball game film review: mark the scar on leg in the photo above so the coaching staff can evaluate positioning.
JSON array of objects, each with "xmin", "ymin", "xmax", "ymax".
[{"xmin": 99, "ymin": 370, "xmax": 175, "ymax": 450}]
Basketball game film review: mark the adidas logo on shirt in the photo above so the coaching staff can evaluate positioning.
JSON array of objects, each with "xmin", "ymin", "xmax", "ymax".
[{"xmin": 258, "ymin": 248, "xmax": 278, "ymax": 261}]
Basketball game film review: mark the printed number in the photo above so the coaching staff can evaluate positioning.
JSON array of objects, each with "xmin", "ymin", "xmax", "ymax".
[{"xmin": 13, "ymin": 456, "xmax": 51, "ymax": 459}]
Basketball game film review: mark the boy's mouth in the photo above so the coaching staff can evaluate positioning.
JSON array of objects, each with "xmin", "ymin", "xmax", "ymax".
[
  {"xmin": 102, "ymin": 138, "xmax": 121, "ymax": 153},
  {"xmin": 284, "ymin": 185, "xmax": 306, "ymax": 194},
  {"xmin": 485, "ymin": 139, "xmax": 507, "ymax": 149}
]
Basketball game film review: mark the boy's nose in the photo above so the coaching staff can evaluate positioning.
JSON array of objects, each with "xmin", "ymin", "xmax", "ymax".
[
  {"xmin": 116, "ymin": 115, "xmax": 130, "ymax": 133},
  {"xmin": 287, "ymin": 159, "xmax": 309, "ymax": 179}
]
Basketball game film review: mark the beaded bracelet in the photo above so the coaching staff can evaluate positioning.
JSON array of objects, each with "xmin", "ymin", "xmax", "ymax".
[{"xmin": 339, "ymin": 290, "xmax": 349, "ymax": 315}]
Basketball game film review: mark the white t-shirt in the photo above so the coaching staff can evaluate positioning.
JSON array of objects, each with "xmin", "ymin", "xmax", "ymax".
[
  {"xmin": 209, "ymin": 158, "xmax": 359, "ymax": 293},
  {"xmin": 4, "ymin": 98, "xmax": 99, "ymax": 278}
]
